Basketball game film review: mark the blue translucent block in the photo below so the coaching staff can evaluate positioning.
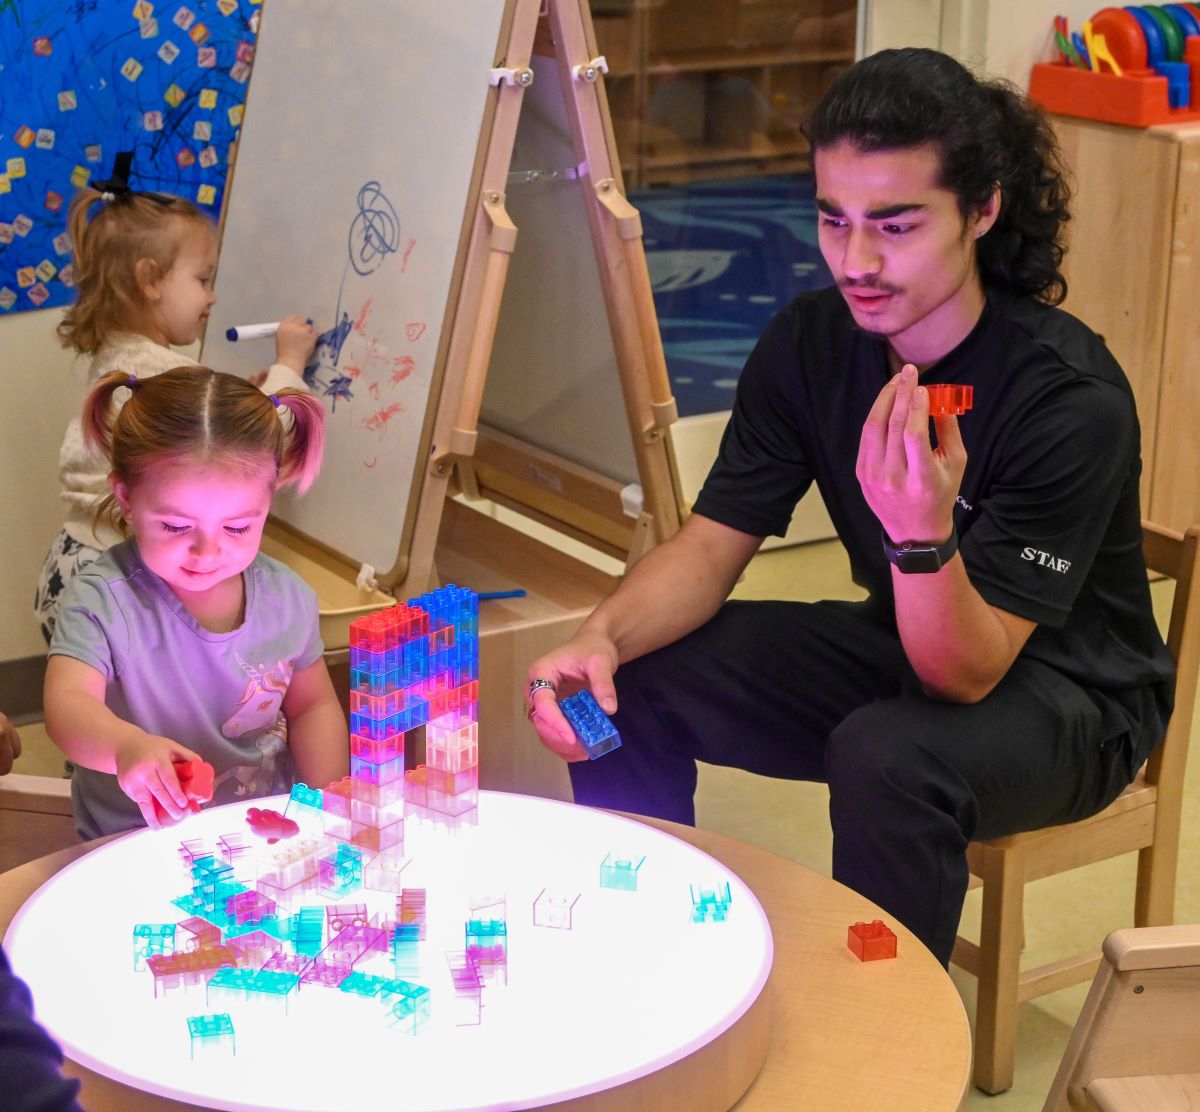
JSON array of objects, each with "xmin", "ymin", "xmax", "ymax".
[
  {"xmin": 560, "ymin": 690, "xmax": 622, "ymax": 760},
  {"xmin": 292, "ymin": 906, "xmax": 325, "ymax": 956},
  {"xmin": 132, "ymin": 923, "xmax": 176, "ymax": 970},
  {"xmin": 689, "ymin": 880, "xmax": 733, "ymax": 923},
  {"xmin": 288, "ymin": 782, "xmax": 324, "ymax": 813},
  {"xmin": 349, "ymin": 644, "xmax": 400, "ymax": 674},
  {"xmin": 465, "ymin": 918, "xmax": 507, "ymax": 952},
  {"xmin": 340, "ymin": 971, "xmax": 388, "ymax": 998},
  {"xmin": 187, "ymin": 1013, "xmax": 235, "ymax": 1058},
  {"xmin": 600, "ymin": 851, "xmax": 646, "ymax": 891},
  {"xmin": 351, "ymin": 667, "xmax": 404, "ymax": 698}
]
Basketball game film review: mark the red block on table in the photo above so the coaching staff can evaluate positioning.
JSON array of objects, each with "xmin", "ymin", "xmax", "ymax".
[
  {"xmin": 926, "ymin": 384, "xmax": 973, "ymax": 416},
  {"xmin": 848, "ymin": 919, "xmax": 897, "ymax": 961}
]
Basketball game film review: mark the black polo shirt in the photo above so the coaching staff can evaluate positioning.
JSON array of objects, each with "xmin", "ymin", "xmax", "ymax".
[{"xmin": 693, "ymin": 286, "xmax": 1173, "ymax": 750}]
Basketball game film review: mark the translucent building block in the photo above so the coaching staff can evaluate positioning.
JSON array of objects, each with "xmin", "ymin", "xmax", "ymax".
[
  {"xmin": 177, "ymin": 917, "xmax": 222, "ymax": 951},
  {"xmin": 426, "ymin": 764, "xmax": 478, "ymax": 797},
  {"xmin": 925, "ymin": 383, "xmax": 973, "ymax": 416},
  {"xmin": 217, "ymin": 831, "xmax": 252, "ymax": 864},
  {"xmin": 847, "ymin": 919, "xmax": 897, "ymax": 961},
  {"xmin": 178, "ymin": 838, "xmax": 211, "ymax": 872},
  {"xmin": 300, "ymin": 958, "xmax": 352, "ymax": 988},
  {"xmin": 148, "ymin": 946, "xmax": 239, "ymax": 998},
  {"xmin": 403, "ymin": 765, "xmax": 428, "ymax": 807},
  {"xmin": 339, "ymin": 970, "xmax": 388, "ymax": 998},
  {"xmin": 226, "ymin": 930, "xmax": 281, "ymax": 967},
  {"xmin": 445, "ymin": 950, "xmax": 483, "ymax": 1026},
  {"xmin": 290, "ymin": 906, "xmax": 325, "ymax": 957},
  {"xmin": 325, "ymin": 923, "xmax": 389, "ymax": 967},
  {"xmin": 350, "ymin": 731, "xmax": 405, "ymax": 765},
  {"xmin": 351, "ymin": 754, "xmax": 406, "ymax": 786},
  {"xmin": 690, "ymin": 881, "xmax": 733, "ymax": 923},
  {"xmin": 599, "ymin": 852, "xmax": 645, "ymax": 892},
  {"xmin": 426, "ymin": 783, "xmax": 478, "ymax": 817},
  {"xmin": 326, "ymin": 902, "xmax": 369, "ymax": 934},
  {"xmin": 132, "ymin": 923, "xmax": 176, "ymax": 971},
  {"xmin": 286, "ymin": 782, "xmax": 324, "ymax": 817},
  {"xmin": 559, "ymin": 690, "xmax": 622, "ymax": 759},
  {"xmin": 187, "ymin": 1013, "xmax": 235, "ymax": 1059},
  {"xmin": 319, "ymin": 844, "xmax": 363, "ymax": 899},
  {"xmin": 364, "ymin": 851, "xmax": 411, "ymax": 893},
  {"xmin": 398, "ymin": 888, "xmax": 428, "ymax": 939},
  {"xmin": 392, "ymin": 922, "xmax": 422, "ymax": 976},
  {"xmin": 384, "ymin": 979, "xmax": 432, "ymax": 1034},
  {"xmin": 533, "ymin": 889, "xmax": 581, "ymax": 930}
]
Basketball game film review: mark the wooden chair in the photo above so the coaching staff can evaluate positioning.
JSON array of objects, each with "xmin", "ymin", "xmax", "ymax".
[
  {"xmin": 952, "ymin": 521, "xmax": 1200, "ymax": 1094},
  {"xmin": 1043, "ymin": 924, "xmax": 1200, "ymax": 1112}
]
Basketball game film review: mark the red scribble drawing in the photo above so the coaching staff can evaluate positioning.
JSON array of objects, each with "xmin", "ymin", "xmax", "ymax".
[
  {"xmin": 368, "ymin": 381, "xmax": 382, "ymax": 400},
  {"xmin": 401, "ymin": 238, "xmax": 416, "ymax": 272},
  {"xmin": 354, "ymin": 299, "xmax": 373, "ymax": 335},
  {"xmin": 363, "ymin": 458, "xmax": 378, "ymax": 469},
  {"xmin": 361, "ymin": 401, "xmax": 406, "ymax": 436},
  {"xmin": 344, "ymin": 362, "xmax": 362, "ymax": 379},
  {"xmin": 405, "ymin": 322, "xmax": 426, "ymax": 342},
  {"xmin": 363, "ymin": 338, "xmax": 388, "ymax": 366},
  {"xmin": 391, "ymin": 356, "xmax": 415, "ymax": 384}
]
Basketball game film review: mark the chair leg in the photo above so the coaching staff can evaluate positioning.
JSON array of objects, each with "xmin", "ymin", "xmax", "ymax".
[
  {"xmin": 1134, "ymin": 837, "xmax": 1178, "ymax": 927},
  {"xmin": 972, "ymin": 845, "xmax": 1025, "ymax": 1094}
]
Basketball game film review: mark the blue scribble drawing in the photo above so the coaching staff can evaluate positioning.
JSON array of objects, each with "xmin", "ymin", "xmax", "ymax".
[
  {"xmin": 348, "ymin": 181, "xmax": 400, "ymax": 277},
  {"xmin": 305, "ymin": 182, "xmax": 401, "ymax": 410}
]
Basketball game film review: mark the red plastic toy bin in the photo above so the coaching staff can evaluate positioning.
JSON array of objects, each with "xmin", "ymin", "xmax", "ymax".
[{"xmin": 1029, "ymin": 36, "xmax": 1200, "ymax": 127}]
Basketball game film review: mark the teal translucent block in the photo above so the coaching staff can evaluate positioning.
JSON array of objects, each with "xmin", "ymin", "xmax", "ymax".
[
  {"xmin": 288, "ymin": 782, "xmax": 324, "ymax": 813},
  {"xmin": 187, "ymin": 1013, "xmax": 235, "ymax": 1058},
  {"xmin": 132, "ymin": 923, "xmax": 176, "ymax": 971},
  {"xmin": 383, "ymin": 978, "xmax": 432, "ymax": 1034},
  {"xmin": 339, "ymin": 971, "xmax": 388, "ymax": 998},
  {"xmin": 599, "ymin": 852, "xmax": 646, "ymax": 891},
  {"xmin": 689, "ymin": 880, "xmax": 733, "ymax": 922}
]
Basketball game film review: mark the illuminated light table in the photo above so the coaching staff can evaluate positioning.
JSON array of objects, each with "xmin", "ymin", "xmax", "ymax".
[
  {"xmin": 0, "ymin": 799, "xmax": 972, "ymax": 1111},
  {"xmin": 3, "ymin": 792, "xmax": 773, "ymax": 1112}
]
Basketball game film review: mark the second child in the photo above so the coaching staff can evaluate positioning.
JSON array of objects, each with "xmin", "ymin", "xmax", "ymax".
[{"xmin": 35, "ymin": 178, "xmax": 318, "ymax": 641}]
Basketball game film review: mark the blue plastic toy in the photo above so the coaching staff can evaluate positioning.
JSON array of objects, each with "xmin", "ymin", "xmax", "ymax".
[{"xmin": 560, "ymin": 690, "xmax": 622, "ymax": 759}]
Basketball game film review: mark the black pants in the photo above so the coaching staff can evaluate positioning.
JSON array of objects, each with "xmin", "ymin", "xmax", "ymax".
[{"xmin": 569, "ymin": 599, "xmax": 1138, "ymax": 966}]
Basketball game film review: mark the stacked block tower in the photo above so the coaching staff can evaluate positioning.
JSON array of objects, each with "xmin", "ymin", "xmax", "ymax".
[{"xmin": 340, "ymin": 585, "xmax": 480, "ymax": 849}]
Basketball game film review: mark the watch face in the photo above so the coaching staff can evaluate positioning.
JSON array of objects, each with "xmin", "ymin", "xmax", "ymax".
[{"xmin": 895, "ymin": 545, "xmax": 943, "ymax": 574}]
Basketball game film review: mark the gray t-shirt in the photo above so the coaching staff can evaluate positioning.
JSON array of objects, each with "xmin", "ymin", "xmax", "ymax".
[{"xmin": 50, "ymin": 539, "xmax": 324, "ymax": 839}]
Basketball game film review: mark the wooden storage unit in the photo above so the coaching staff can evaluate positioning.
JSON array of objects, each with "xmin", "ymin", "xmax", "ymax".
[
  {"xmin": 1054, "ymin": 116, "xmax": 1200, "ymax": 531},
  {"xmin": 592, "ymin": 0, "xmax": 856, "ymax": 186}
]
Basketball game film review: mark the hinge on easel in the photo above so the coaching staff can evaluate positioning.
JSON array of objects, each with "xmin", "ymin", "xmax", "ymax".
[
  {"xmin": 489, "ymin": 65, "xmax": 534, "ymax": 87},
  {"xmin": 572, "ymin": 55, "xmax": 608, "ymax": 83}
]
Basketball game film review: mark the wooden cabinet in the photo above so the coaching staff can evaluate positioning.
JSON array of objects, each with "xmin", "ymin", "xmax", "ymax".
[
  {"xmin": 1054, "ymin": 116, "xmax": 1200, "ymax": 532},
  {"xmin": 592, "ymin": 0, "xmax": 857, "ymax": 187}
]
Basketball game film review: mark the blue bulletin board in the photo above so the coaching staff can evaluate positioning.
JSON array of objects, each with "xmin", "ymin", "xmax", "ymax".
[{"xmin": 0, "ymin": 0, "xmax": 261, "ymax": 315}]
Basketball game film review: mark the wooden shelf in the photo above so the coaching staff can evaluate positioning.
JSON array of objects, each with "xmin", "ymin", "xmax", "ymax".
[
  {"xmin": 645, "ymin": 45, "xmax": 854, "ymax": 76},
  {"xmin": 642, "ymin": 134, "xmax": 809, "ymax": 169}
]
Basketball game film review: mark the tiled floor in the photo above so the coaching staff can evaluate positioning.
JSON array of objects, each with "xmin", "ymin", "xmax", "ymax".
[{"xmin": 9, "ymin": 536, "xmax": 1197, "ymax": 1110}]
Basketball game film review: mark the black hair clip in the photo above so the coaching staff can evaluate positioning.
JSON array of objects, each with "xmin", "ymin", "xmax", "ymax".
[{"xmin": 90, "ymin": 151, "xmax": 174, "ymax": 205}]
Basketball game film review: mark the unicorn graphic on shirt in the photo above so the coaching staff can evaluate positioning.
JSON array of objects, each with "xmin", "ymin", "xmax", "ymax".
[{"xmin": 217, "ymin": 656, "xmax": 296, "ymax": 799}]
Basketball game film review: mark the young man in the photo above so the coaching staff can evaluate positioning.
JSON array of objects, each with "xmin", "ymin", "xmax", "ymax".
[{"xmin": 525, "ymin": 48, "xmax": 1174, "ymax": 966}]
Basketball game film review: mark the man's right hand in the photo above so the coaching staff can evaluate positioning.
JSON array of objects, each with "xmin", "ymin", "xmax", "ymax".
[{"xmin": 525, "ymin": 631, "xmax": 619, "ymax": 762}]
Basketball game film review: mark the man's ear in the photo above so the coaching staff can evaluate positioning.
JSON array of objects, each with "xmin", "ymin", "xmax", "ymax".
[
  {"xmin": 110, "ymin": 475, "xmax": 132, "ymax": 519},
  {"xmin": 134, "ymin": 258, "xmax": 163, "ymax": 303},
  {"xmin": 973, "ymin": 183, "xmax": 1002, "ymax": 240}
]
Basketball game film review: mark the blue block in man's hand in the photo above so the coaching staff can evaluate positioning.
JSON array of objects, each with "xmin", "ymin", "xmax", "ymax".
[{"xmin": 559, "ymin": 690, "xmax": 622, "ymax": 760}]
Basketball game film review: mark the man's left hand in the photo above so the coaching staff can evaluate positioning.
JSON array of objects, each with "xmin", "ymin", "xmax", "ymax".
[{"xmin": 856, "ymin": 364, "xmax": 966, "ymax": 543}]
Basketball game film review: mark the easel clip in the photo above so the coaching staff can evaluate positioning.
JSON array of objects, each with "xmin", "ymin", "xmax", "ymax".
[
  {"xmin": 572, "ymin": 56, "xmax": 608, "ymax": 83},
  {"xmin": 490, "ymin": 65, "xmax": 534, "ymax": 87}
]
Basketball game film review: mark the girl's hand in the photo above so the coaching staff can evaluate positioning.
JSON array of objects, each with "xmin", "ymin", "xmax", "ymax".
[
  {"xmin": 273, "ymin": 315, "xmax": 318, "ymax": 374},
  {"xmin": 115, "ymin": 733, "xmax": 203, "ymax": 830}
]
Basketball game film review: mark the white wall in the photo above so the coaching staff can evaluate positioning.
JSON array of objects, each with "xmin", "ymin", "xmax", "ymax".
[
  {"xmin": 0, "ymin": 310, "xmax": 87, "ymax": 661},
  {"xmin": 864, "ymin": 0, "xmax": 1099, "ymax": 87}
]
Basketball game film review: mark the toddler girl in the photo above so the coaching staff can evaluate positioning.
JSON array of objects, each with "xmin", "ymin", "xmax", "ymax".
[
  {"xmin": 44, "ymin": 366, "xmax": 349, "ymax": 838},
  {"xmin": 35, "ymin": 171, "xmax": 316, "ymax": 641}
]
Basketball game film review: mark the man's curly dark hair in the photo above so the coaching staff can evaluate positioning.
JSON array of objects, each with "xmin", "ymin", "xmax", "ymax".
[{"xmin": 805, "ymin": 48, "xmax": 1072, "ymax": 305}]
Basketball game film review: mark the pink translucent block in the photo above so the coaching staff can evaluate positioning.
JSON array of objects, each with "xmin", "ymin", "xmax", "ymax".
[
  {"xmin": 425, "ymin": 783, "xmax": 478, "ymax": 817},
  {"xmin": 148, "ymin": 946, "xmax": 239, "ymax": 997},
  {"xmin": 349, "ymin": 686, "xmax": 406, "ymax": 719},
  {"xmin": 226, "ymin": 890, "xmax": 277, "ymax": 927},
  {"xmin": 325, "ymin": 923, "xmax": 389, "ymax": 966},
  {"xmin": 178, "ymin": 838, "xmax": 211, "ymax": 872},
  {"xmin": 350, "ymin": 731, "xmax": 404, "ymax": 765},
  {"xmin": 217, "ymin": 831, "xmax": 252, "ymax": 864},
  {"xmin": 351, "ymin": 754, "xmax": 405, "ymax": 787},
  {"xmin": 227, "ymin": 931, "xmax": 282, "ymax": 967},
  {"xmin": 350, "ymin": 816, "xmax": 406, "ymax": 854},
  {"xmin": 322, "ymin": 778, "xmax": 355, "ymax": 820},
  {"xmin": 261, "ymin": 952, "xmax": 312, "ymax": 978},
  {"xmin": 300, "ymin": 958, "xmax": 352, "ymax": 988},
  {"xmin": 256, "ymin": 837, "xmax": 321, "ymax": 892},
  {"xmin": 426, "ymin": 741, "xmax": 477, "ymax": 774},
  {"xmin": 398, "ymin": 888, "xmax": 428, "ymax": 940},
  {"xmin": 445, "ymin": 950, "xmax": 483, "ymax": 1026},
  {"xmin": 178, "ymin": 917, "xmax": 222, "ymax": 952},
  {"xmin": 404, "ymin": 766, "xmax": 428, "ymax": 807},
  {"xmin": 326, "ymin": 903, "xmax": 369, "ymax": 934},
  {"xmin": 533, "ymin": 889, "xmax": 581, "ymax": 930},
  {"xmin": 426, "ymin": 765, "xmax": 478, "ymax": 797},
  {"xmin": 363, "ymin": 851, "xmax": 411, "ymax": 893}
]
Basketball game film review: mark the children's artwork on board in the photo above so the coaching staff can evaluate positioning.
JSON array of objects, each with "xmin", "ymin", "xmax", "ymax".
[{"xmin": 0, "ymin": 0, "xmax": 263, "ymax": 315}]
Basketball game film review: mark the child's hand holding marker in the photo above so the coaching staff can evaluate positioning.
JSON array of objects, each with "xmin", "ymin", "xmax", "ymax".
[{"xmin": 227, "ymin": 314, "xmax": 318, "ymax": 379}]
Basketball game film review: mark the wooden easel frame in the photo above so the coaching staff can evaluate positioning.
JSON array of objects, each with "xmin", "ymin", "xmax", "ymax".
[{"xmin": 392, "ymin": 0, "xmax": 684, "ymax": 596}]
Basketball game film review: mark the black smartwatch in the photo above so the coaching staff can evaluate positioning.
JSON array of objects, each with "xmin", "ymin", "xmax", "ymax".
[{"xmin": 881, "ymin": 528, "xmax": 958, "ymax": 574}]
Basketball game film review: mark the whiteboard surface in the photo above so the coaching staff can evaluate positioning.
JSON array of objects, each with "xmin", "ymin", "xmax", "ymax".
[
  {"xmin": 206, "ymin": 1, "xmax": 509, "ymax": 574},
  {"xmin": 483, "ymin": 55, "xmax": 638, "ymax": 484}
]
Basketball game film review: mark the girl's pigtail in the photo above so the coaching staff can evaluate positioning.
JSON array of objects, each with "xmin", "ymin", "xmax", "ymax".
[
  {"xmin": 81, "ymin": 370, "xmax": 138, "ymax": 457},
  {"xmin": 273, "ymin": 389, "xmax": 326, "ymax": 494}
]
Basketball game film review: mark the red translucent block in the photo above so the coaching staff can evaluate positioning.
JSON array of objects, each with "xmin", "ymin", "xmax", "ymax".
[
  {"xmin": 426, "ymin": 765, "xmax": 478, "ymax": 796},
  {"xmin": 350, "ymin": 732, "xmax": 405, "ymax": 764},
  {"xmin": 404, "ymin": 765, "xmax": 428, "ymax": 807},
  {"xmin": 926, "ymin": 383, "xmax": 973, "ymax": 416},
  {"xmin": 847, "ymin": 919, "xmax": 897, "ymax": 961},
  {"xmin": 245, "ymin": 807, "xmax": 299, "ymax": 844},
  {"xmin": 351, "ymin": 754, "xmax": 405, "ymax": 787},
  {"xmin": 178, "ymin": 917, "xmax": 222, "ymax": 951},
  {"xmin": 151, "ymin": 758, "xmax": 216, "ymax": 824},
  {"xmin": 350, "ymin": 687, "xmax": 407, "ymax": 718}
]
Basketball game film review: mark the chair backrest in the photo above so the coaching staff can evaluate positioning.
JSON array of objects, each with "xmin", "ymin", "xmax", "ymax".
[
  {"xmin": 1140, "ymin": 522, "xmax": 1200, "ymax": 805},
  {"xmin": 1043, "ymin": 924, "xmax": 1200, "ymax": 1112}
]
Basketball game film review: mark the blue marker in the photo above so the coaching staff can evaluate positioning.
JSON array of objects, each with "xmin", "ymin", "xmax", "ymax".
[
  {"xmin": 226, "ymin": 321, "xmax": 281, "ymax": 341},
  {"xmin": 477, "ymin": 590, "xmax": 527, "ymax": 601}
]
